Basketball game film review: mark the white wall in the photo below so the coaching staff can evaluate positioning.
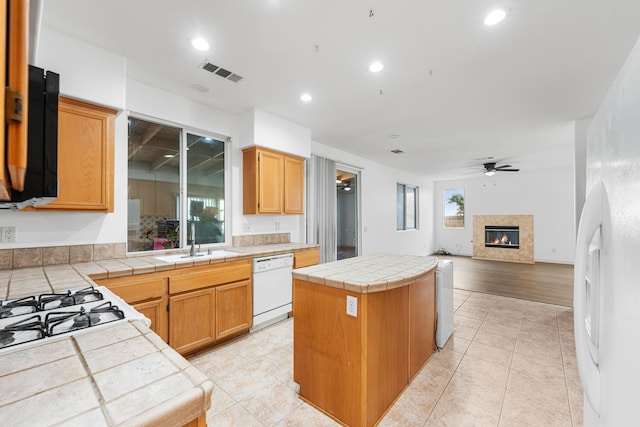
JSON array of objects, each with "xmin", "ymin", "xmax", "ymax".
[
  {"xmin": 434, "ymin": 168, "xmax": 575, "ymax": 263},
  {"xmin": 311, "ymin": 142, "xmax": 435, "ymax": 256}
]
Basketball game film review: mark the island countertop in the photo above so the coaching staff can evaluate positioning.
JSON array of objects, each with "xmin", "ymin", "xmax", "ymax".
[
  {"xmin": 0, "ymin": 319, "xmax": 213, "ymax": 426},
  {"xmin": 292, "ymin": 253, "xmax": 438, "ymax": 293}
]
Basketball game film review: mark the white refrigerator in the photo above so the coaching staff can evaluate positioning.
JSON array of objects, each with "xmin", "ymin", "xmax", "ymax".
[{"xmin": 574, "ymin": 36, "xmax": 640, "ymax": 425}]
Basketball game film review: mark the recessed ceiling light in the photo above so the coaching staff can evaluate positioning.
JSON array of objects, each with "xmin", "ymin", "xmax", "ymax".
[
  {"xmin": 191, "ymin": 37, "xmax": 210, "ymax": 51},
  {"xmin": 164, "ymin": 154, "xmax": 175, "ymax": 158},
  {"xmin": 388, "ymin": 134, "xmax": 400, "ymax": 139},
  {"xmin": 484, "ymin": 9, "xmax": 507, "ymax": 26},
  {"xmin": 369, "ymin": 61, "xmax": 384, "ymax": 73},
  {"xmin": 300, "ymin": 93, "xmax": 313, "ymax": 102}
]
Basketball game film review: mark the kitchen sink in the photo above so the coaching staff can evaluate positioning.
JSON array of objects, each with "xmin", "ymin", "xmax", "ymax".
[{"xmin": 154, "ymin": 250, "xmax": 240, "ymax": 263}]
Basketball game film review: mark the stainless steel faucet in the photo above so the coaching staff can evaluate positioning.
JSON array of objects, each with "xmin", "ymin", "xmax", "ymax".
[{"xmin": 189, "ymin": 222, "xmax": 196, "ymax": 257}]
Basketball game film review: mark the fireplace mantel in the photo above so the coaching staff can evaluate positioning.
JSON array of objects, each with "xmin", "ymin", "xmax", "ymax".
[{"xmin": 473, "ymin": 215, "xmax": 534, "ymax": 264}]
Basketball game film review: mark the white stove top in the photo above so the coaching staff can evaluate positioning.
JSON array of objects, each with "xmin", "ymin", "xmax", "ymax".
[{"xmin": 0, "ymin": 286, "xmax": 150, "ymax": 353}]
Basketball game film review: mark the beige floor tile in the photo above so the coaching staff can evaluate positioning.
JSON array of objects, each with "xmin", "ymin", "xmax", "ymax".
[
  {"xmin": 456, "ymin": 354, "xmax": 510, "ymax": 389},
  {"xmin": 460, "ymin": 300, "xmax": 493, "ymax": 313},
  {"xmin": 567, "ymin": 386, "xmax": 584, "ymax": 426},
  {"xmin": 207, "ymin": 387, "xmax": 236, "ymax": 418},
  {"xmin": 519, "ymin": 318, "xmax": 559, "ymax": 336},
  {"xmin": 425, "ymin": 389, "xmax": 500, "ymax": 427},
  {"xmin": 188, "ymin": 348, "xmax": 248, "ymax": 381},
  {"xmin": 239, "ymin": 378, "xmax": 303, "ymax": 425},
  {"xmin": 275, "ymin": 402, "xmax": 341, "ymax": 427},
  {"xmin": 454, "ymin": 314, "xmax": 483, "ymax": 330},
  {"xmin": 453, "ymin": 324, "xmax": 478, "ymax": 341},
  {"xmin": 473, "ymin": 329, "xmax": 517, "ymax": 352},
  {"xmin": 488, "ymin": 305, "xmax": 525, "ymax": 320},
  {"xmin": 427, "ymin": 346, "xmax": 464, "ymax": 371},
  {"xmin": 507, "ymin": 367, "xmax": 570, "ymax": 410},
  {"xmin": 441, "ymin": 334, "xmax": 471, "ymax": 354},
  {"xmin": 514, "ymin": 337, "xmax": 562, "ymax": 363},
  {"xmin": 443, "ymin": 371, "xmax": 506, "ymax": 413},
  {"xmin": 501, "ymin": 389, "xmax": 572, "ymax": 427},
  {"xmin": 207, "ymin": 403, "xmax": 264, "ymax": 427},
  {"xmin": 455, "ymin": 307, "xmax": 488, "ymax": 321},
  {"xmin": 379, "ymin": 401, "xmax": 428, "ymax": 427},
  {"xmin": 413, "ymin": 362, "xmax": 455, "ymax": 391},
  {"xmin": 214, "ymin": 365, "xmax": 278, "ymax": 401},
  {"xmin": 390, "ymin": 380, "xmax": 442, "ymax": 419},
  {"xmin": 511, "ymin": 352, "xmax": 565, "ymax": 385},
  {"xmin": 479, "ymin": 319, "xmax": 520, "ymax": 339},
  {"xmin": 466, "ymin": 341, "xmax": 513, "ymax": 368}
]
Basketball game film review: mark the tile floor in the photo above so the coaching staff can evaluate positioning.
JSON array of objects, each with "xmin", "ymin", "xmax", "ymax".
[{"xmin": 188, "ymin": 289, "xmax": 583, "ymax": 426}]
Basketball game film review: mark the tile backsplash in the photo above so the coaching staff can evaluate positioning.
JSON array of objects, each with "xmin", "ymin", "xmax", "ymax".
[
  {"xmin": 232, "ymin": 233, "xmax": 290, "ymax": 247},
  {"xmin": 0, "ymin": 243, "xmax": 127, "ymax": 270}
]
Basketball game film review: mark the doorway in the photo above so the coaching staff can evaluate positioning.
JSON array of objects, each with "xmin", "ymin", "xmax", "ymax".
[{"xmin": 336, "ymin": 168, "xmax": 360, "ymax": 260}]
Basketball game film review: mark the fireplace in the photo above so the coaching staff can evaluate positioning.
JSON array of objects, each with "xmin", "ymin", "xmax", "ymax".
[{"xmin": 485, "ymin": 225, "xmax": 519, "ymax": 249}]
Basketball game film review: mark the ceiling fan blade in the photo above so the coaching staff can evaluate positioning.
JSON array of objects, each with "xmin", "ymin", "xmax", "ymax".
[
  {"xmin": 498, "ymin": 168, "xmax": 520, "ymax": 172},
  {"xmin": 495, "ymin": 164, "xmax": 512, "ymax": 169}
]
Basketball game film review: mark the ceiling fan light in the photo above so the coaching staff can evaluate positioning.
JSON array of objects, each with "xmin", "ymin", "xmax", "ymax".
[{"xmin": 484, "ymin": 170, "xmax": 495, "ymax": 177}]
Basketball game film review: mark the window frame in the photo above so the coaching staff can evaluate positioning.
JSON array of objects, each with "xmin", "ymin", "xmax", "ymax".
[
  {"xmin": 396, "ymin": 182, "xmax": 419, "ymax": 231},
  {"xmin": 443, "ymin": 188, "xmax": 465, "ymax": 229},
  {"xmin": 127, "ymin": 112, "xmax": 230, "ymax": 253}
]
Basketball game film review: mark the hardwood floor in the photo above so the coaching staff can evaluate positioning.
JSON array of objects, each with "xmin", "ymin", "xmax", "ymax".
[{"xmin": 436, "ymin": 255, "xmax": 574, "ymax": 307}]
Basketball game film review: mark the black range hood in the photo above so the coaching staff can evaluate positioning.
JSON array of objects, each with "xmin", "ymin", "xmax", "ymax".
[{"xmin": 1, "ymin": 65, "xmax": 59, "ymax": 209}]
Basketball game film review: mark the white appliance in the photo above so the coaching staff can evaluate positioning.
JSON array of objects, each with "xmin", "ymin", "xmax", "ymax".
[
  {"xmin": 252, "ymin": 253, "xmax": 294, "ymax": 331},
  {"xmin": 574, "ymin": 36, "xmax": 640, "ymax": 426},
  {"xmin": 435, "ymin": 259, "xmax": 453, "ymax": 348},
  {"xmin": 0, "ymin": 286, "xmax": 150, "ymax": 354}
]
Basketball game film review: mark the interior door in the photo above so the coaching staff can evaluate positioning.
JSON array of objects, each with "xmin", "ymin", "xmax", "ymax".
[{"xmin": 336, "ymin": 167, "xmax": 360, "ymax": 260}]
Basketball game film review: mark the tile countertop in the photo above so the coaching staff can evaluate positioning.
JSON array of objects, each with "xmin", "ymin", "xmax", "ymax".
[
  {"xmin": 0, "ymin": 320, "xmax": 213, "ymax": 427},
  {"xmin": 292, "ymin": 253, "xmax": 438, "ymax": 294},
  {"xmin": 1, "ymin": 243, "xmax": 319, "ymax": 300}
]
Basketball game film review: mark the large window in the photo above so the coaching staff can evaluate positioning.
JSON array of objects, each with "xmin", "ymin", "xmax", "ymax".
[
  {"xmin": 127, "ymin": 116, "xmax": 226, "ymax": 252},
  {"xmin": 443, "ymin": 188, "xmax": 464, "ymax": 228},
  {"xmin": 397, "ymin": 183, "xmax": 419, "ymax": 230}
]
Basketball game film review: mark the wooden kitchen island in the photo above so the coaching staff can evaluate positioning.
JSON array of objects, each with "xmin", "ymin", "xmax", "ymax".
[{"xmin": 292, "ymin": 254, "xmax": 438, "ymax": 427}]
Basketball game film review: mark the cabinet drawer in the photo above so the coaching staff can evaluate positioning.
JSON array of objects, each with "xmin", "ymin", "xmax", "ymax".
[
  {"xmin": 170, "ymin": 262, "xmax": 251, "ymax": 294},
  {"xmin": 294, "ymin": 249, "xmax": 320, "ymax": 268},
  {"xmin": 98, "ymin": 277, "xmax": 166, "ymax": 304}
]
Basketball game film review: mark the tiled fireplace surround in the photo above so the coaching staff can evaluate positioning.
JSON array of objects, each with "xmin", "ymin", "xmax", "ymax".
[
  {"xmin": 473, "ymin": 215, "xmax": 534, "ymax": 264},
  {"xmin": 0, "ymin": 232, "xmax": 291, "ymax": 270}
]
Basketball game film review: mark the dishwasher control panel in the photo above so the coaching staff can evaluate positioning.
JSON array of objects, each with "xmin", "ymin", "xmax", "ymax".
[{"xmin": 253, "ymin": 253, "xmax": 294, "ymax": 272}]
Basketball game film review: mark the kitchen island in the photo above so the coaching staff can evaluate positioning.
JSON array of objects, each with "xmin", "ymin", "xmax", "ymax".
[
  {"xmin": 292, "ymin": 254, "xmax": 438, "ymax": 427},
  {"xmin": 0, "ymin": 319, "xmax": 213, "ymax": 426}
]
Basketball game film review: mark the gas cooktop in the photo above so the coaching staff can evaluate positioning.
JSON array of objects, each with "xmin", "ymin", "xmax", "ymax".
[{"xmin": 0, "ymin": 286, "xmax": 149, "ymax": 352}]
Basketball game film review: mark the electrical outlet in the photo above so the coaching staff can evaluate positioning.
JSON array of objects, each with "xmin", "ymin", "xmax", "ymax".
[
  {"xmin": 243, "ymin": 223, "xmax": 251, "ymax": 232},
  {"xmin": 346, "ymin": 295, "xmax": 358, "ymax": 317},
  {"xmin": 275, "ymin": 221, "xmax": 280, "ymax": 231},
  {"xmin": 1, "ymin": 226, "xmax": 16, "ymax": 243}
]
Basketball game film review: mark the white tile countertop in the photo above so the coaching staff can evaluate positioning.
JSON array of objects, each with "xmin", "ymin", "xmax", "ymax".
[
  {"xmin": 292, "ymin": 253, "xmax": 438, "ymax": 293},
  {"xmin": 0, "ymin": 320, "xmax": 213, "ymax": 426}
]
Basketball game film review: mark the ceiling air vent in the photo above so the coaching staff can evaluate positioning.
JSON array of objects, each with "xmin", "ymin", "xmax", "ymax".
[
  {"xmin": 391, "ymin": 149, "xmax": 405, "ymax": 154},
  {"xmin": 200, "ymin": 61, "xmax": 244, "ymax": 83}
]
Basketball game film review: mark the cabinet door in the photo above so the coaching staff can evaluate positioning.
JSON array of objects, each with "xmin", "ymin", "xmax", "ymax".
[
  {"xmin": 284, "ymin": 156, "xmax": 304, "ymax": 214},
  {"xmin": 39, "ymin": 97, "xmax": 116, "ymax": 211},
  {"xmin": 215, "ymin": 280, "xmax": 252, "ymax": 339},
  {"xmin": 134, "ymin": 297, "xmax": 169, "ymax": 342},
  {"xmin": 169, "ymin": 289, "xmax": 215, "ymax": 355},
  {"xmin": 258, "ymin": 150, "xmax": 283, "ymax": 213}
]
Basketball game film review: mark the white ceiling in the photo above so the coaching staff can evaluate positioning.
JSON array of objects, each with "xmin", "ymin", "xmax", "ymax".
[{"xmin": 41, "ymin": 0, "xmax": 640, "ymax": 180}]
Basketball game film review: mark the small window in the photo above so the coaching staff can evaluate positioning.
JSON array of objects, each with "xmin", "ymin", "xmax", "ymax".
[
  {"xmin": 444, "ymin": 189, "xmax": 464, "ymax": 228},
  {"xmin": 397, "ymin": 183, "xmax": 419, "ymax": 230}
]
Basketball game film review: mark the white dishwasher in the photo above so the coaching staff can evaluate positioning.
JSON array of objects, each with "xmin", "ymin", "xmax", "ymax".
[{"xmin": 252, "ymin": 253, "xmax": 294, "ymax": 331}]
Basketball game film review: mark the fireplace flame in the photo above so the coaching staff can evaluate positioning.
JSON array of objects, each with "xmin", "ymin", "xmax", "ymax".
[{"xmin": 493, "ymin": 234, "xmax": 510, "ymax": 245}]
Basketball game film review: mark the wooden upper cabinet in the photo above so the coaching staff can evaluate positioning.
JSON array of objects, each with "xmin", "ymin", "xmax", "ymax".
[
  {"xmin": 243, "ymin": 146, "xmax": 304, "ymax": 215},
  {"xmin": 38, "ymin": 97, "xmax": 116, "ymax": 211},
  {"xmin": 283, "ymin": 156, "xmax": 304, "ymax": 214}
]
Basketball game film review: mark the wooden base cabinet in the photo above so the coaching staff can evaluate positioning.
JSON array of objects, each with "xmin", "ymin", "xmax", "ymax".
[
  {"xmin": 133, "ymin": 297, "xmax": 169, "ymax": 342},
  {"xmin": 293, "ymin": 270, "xmax": 436, "ymax": 427},
  {"xmin": 215, "ymin": 280, "xmax": 252, "ymax": 339},
  {"xmin": 169, "ymin": 288, "xmax": 216, "ymax": 355}
]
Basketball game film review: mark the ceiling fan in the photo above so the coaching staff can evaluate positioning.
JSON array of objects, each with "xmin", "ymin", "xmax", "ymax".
[{"xmin": 482, "ymin": 162, "xmax": 520, "ymax": 176}]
